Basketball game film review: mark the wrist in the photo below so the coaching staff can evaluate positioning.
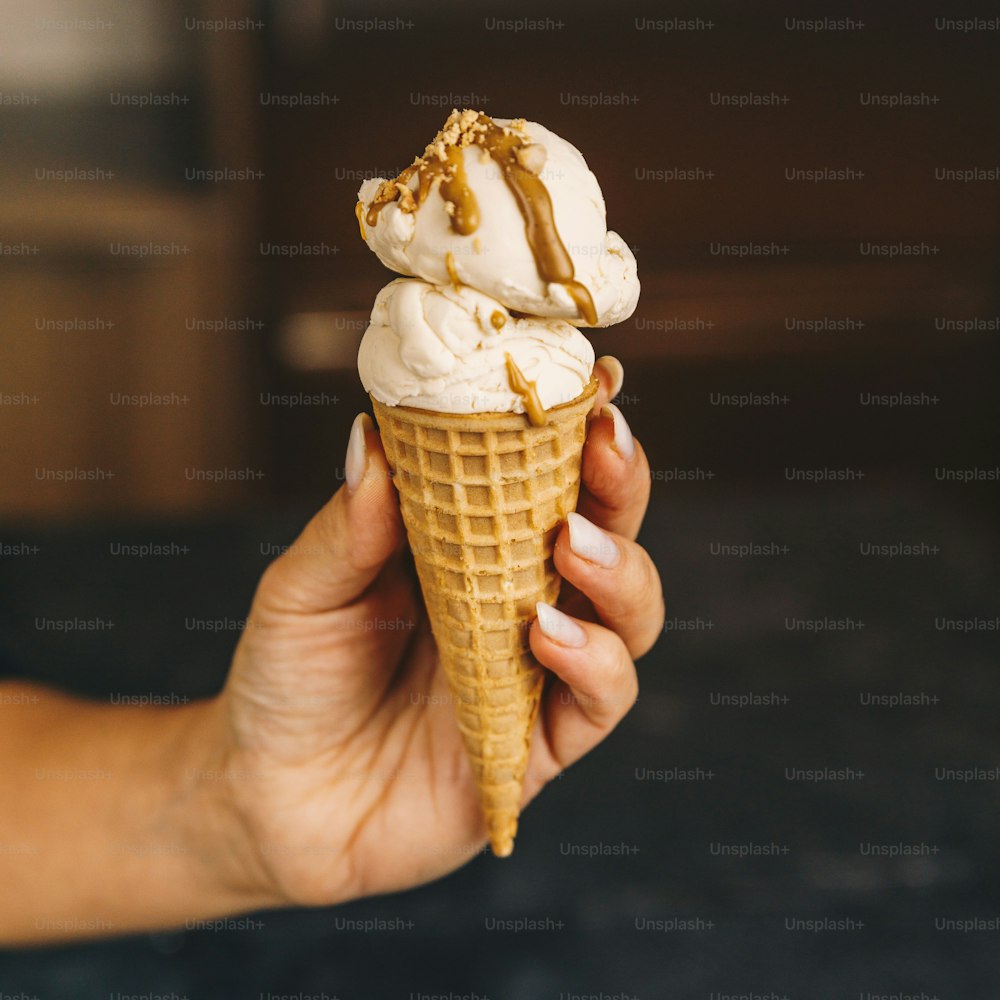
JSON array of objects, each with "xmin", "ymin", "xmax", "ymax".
[{"xmin": 165, "ymin": 695, "xmax": 287, "ymax": 915}]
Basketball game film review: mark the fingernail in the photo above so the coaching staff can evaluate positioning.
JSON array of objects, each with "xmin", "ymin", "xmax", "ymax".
[
  {"xmin": 596, "ymin": 355, "xmax": 624, "ymax": 400},
  {"xmin": 345, "ymin": 413, "xmax": 370, "ymax": 493},
  {"xmin": 601, "ymin": 403, "xmax": 635, "ymax": 460},
  {"xmin": 567, "ymin": 512, "xmax": 620, "ymax": 568},
  {"xmin": 535, "ymin": 602, "xmax": 587, "ymax": 648}
]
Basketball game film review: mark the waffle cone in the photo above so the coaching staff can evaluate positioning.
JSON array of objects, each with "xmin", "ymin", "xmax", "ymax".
[{"xmin": 371, "ymin": 379, "xmax": 598, "ymax": 856}]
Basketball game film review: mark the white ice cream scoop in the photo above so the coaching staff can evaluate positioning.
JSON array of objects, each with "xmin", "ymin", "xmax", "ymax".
[
  {"xmin": 358, "ymin": 277, "xmax": 595, "ymax": 415},
  {"xmin": 356, "ymin": 112, "xmax": 639, "ymax": 329}
]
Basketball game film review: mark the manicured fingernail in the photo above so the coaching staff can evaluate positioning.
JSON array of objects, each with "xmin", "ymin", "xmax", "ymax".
[
  {"xmin": 601, "ymin": 403, "xmax": 635, "ymax": 460},
  {"xmin": 535, "ymin": 602, "xmax": 587, "ymax": 648},
  {"xmin": 596, "ymin": 355, "xmax": 624, "ymax": 400},
  {"xmin": 567, "ymin": 512, "xmax": 620, "ymax": 568},
  {"xmin": 345, "ymin": 413, "xmax": 370, "ymax": 493}
]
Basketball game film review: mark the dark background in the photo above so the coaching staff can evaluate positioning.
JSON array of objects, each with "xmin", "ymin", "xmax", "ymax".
[{"xmin": 2, "ymin": 0, "xmax": 999, "ymax": 997}]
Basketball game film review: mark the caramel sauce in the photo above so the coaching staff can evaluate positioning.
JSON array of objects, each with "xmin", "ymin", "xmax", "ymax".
[
  {"xmin": 490, "ymin": 309, "xmax": 506, "ymax": 331},
  {"xmin": 444, "ymin": 251, "xmax": 461, "ymax": 288},
  {"xmin": 354, "ymin": 201, "xmax": 366, "ymax": 241},
  {"xmin": 564, "ymin": 281, "xmax": 598, "ymax": 327},
  {"xmin": 505, "ymin": 354, "xmax": 546, "ymax": 426},
  {"xmin": 366, "ymin": 163, "xmax": 419, "ymax": 227},
  {"xmin": 477, "ymin": 120, "xmax": 598, "ymax": 327},
  {"xmin": 361, "ymin": 112, "xmax": 599, "ymax": 326},
  {"xmin": 439, "ymin": 146, "xmax": 479, "ymax": 235}
]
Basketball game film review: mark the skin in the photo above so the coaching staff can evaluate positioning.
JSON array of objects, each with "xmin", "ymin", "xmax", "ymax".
[{"xmin": 0, "ymin": 359, "xmax": 664, "ymax": 944}]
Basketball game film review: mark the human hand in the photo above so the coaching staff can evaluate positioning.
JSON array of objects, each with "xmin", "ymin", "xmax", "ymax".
[{"xmin": 213, "ymin": 357, "xmax": 664, "ymax": 908}]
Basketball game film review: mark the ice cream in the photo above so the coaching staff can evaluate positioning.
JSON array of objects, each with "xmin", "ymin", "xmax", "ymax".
[
  {"xmin": 358, "ymin": 278, "xmax": 595, "ymax": 416},
  {"xmin": 354, "ymin": 110, "xmax": 636, "ymax": 856},
  {"xmin": 356, "ymin": 110, "xmax": 639, "ymax": 329}
]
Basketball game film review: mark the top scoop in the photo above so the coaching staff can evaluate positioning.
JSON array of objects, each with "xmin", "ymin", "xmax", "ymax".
[{"xmin": 356, "ymin": 110, "xmax": 639, "ymax": 329}]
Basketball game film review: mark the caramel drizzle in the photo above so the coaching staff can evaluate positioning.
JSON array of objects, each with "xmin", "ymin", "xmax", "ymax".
[
  {"xmin": 354, "ymin": 201, "xmax": 366, "ymax": 241},
  {"xmin": 478, "ymin": 120, "xmax": 598, "ymax": 327},
  {"xmin": 439, "ymin": 145, "xmax": 478, "ymax": 235},
  {"xmin": 444, "ymin": 251, "xmax": 461, "ymax": 288},
  {"xmin": 505, "ymin": 354, "xmax": 546, "ymax": 426},
  {"xmin": 362, "ymin": 112, "xmax": 598, "ymax": 327}
]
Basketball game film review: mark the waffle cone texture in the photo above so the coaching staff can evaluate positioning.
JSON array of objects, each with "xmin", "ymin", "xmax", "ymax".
[{"xmin": 371, "ymin": 380, "xmax": 597, "ymax": 856}]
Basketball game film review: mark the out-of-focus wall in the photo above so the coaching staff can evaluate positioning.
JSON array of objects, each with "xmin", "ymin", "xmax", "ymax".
[
  {"xmin": 0, "ymin": 0, "xmax": 260, "ymax": 516},
  {"xmin": 2, "ymin": 0, "xmax": 998, "ymax": 516}
]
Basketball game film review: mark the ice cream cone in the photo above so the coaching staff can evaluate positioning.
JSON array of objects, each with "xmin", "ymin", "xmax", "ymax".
[{"xmin": 371, "ymin": 379, "xmax": 598, "ymax": 856}]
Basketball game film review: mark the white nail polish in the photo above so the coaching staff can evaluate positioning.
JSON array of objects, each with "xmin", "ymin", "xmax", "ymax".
[
  {"xmin": 345, "ymin": 413, "xmax": 369, "ymax": 493},
  {"xmin": 535, "ymin": 602, "xmax": 587, "ymax": 648},
  {"xmin": 596, "ymin": 355, "xmax": 624, "ymax": 400},
  {"xmin": 567, "ymin": 512, "xmax": 620, "ymax": 568},
  {"xmin": 601, "ymin": 403, "xmax": 635, "ymax": 460}
]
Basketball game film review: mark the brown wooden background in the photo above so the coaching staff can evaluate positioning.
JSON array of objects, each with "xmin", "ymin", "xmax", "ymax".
[{"xmin": 1, "ymin": 0, "xmax": 997, "ymax": 516}]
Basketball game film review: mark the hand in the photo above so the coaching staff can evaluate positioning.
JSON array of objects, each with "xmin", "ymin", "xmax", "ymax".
[{"xmin": 214, "ymin": 357, "xmax": 665, "ymax": 908}]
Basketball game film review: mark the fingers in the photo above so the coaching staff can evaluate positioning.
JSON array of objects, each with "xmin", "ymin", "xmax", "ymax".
[
  {"xmin": 254, "ymin": 414, "xmax": 403, "ymax": 616},
  {"xmin": 526, "ymin": 604, "xmax": 638, "ymax": 779},
  {"xmin": 592, "ymin": 355, "xmax": 624, "ymax": 414},
  {"xmin": 577, "ymin": 402, "xmax": 651, "ymax": 542},
  {"xmin": 554, "ymin": 512, "xmax": 664, "ymax": 659}
]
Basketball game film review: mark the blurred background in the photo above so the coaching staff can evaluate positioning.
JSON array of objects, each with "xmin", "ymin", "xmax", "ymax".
[{"xmin": 2, "ymin": 0, "xmax": 999, "ymax": 995}]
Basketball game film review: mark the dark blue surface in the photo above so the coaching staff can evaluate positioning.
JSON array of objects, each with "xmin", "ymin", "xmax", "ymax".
[{"xmin": 1, "ymin": 482, "xmax": 998, "ymax": 998}]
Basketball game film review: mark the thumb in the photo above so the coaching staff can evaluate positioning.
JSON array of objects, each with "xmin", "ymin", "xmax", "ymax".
[{"xmin": 254, "ymin": 413, "xmax": 403, "ymax": 616}]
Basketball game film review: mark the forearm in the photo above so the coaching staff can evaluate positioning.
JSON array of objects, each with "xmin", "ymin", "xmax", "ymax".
[{"xmin": 0, "ymin": 681, "xmax": 276, "ymax": 945}]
